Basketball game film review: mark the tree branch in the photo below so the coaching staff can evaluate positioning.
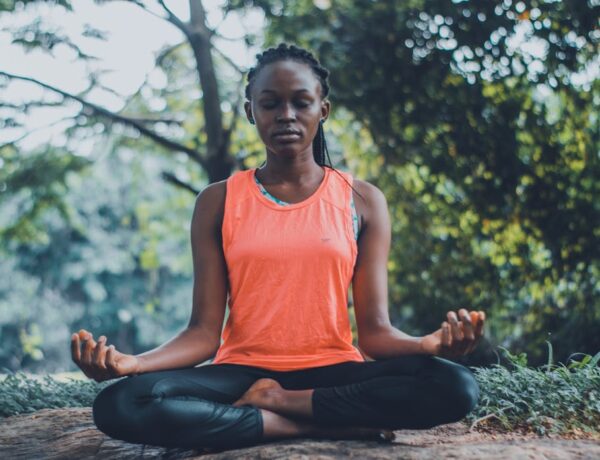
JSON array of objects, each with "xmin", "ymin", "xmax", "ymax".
[
  {"xmin": 156, "ymin": 0, "xmax": 190, "ymax": 36},
  {"xmin": 160, "ymin": 171, "xmax": 200, "ymax": 195},
  {"xmin": 0, "ymin": 71, "xmax": 207, "ymax": 168},
  {"xmin": 117, "ymin": 115, "xmax": 184, "ymax": 126},
  {"xmin": 1, "ymin": 100, "xmax": 64, "ymax": 112},
  {"xmin": 0, "ymin": 115, "xmax": 74, "ymax": 150},
  {"xmin": 212, "ymin": 42, "xmax": 246, "ymax": 75},
  {"xmin": 156, "ymin": 41, "xmax": 187, "ymax": 67}
]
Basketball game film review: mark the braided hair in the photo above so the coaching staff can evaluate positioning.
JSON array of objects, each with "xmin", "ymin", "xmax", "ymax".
[{"xmin": 245, "ymin": 42, "xmax": 365, "ymax": 202}]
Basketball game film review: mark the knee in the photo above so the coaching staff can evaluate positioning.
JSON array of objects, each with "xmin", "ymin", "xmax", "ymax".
[
  {"xmin": 442, "ymin": 364, "xmax": 480, "ymax": 421},
  {"xmin": 92, "ymin": 378, "xmax": 132, "ymax": 438}
]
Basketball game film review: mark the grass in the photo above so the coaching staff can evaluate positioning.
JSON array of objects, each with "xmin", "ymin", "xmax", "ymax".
[
  {"xmin": 1, "ymin": 343, "xmax": 598, "ymax": 438},
  {"xmin": 464, "ymin": 342, "xmax": 600, "ymax": 438}
]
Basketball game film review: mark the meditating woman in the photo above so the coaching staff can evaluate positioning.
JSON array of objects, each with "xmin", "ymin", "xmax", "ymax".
[{"xmin": 71, "ymin": 43, "xmax": 485, "ymax": 450}]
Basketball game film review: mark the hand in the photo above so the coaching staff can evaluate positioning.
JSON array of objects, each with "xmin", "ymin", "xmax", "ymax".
[
  {"xmin": 419, "ymin": 309, "xmax": 485, "ymax": 359},
  {"xmin": 71, "ymin": 329, "xmax": 141, "ymax": 382}
]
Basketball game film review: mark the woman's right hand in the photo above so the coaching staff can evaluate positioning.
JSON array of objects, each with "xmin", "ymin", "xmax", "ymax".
[{"xmin": 71, "ymin": 329, "xmax": 142, "ymax": 382}]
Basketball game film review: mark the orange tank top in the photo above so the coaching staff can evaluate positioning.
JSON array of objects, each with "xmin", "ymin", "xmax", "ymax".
[{"xmin": 211, "ymin": 166, "xmax": 365, "ymax": 371}]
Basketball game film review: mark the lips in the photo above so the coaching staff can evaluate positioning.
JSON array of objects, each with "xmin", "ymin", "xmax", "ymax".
[{"xmin": 273, "ymin": 129, "xmax": 301, "ymax": 137}]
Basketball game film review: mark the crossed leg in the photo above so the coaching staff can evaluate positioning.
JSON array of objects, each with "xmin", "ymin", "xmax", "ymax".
[
  {"xmin": 236, "ymin": 354, "xmax": 480, "ymax": 435},
  {"xmin": 92, "ymin": 354, "xmax": 479, "ymax": 450}
]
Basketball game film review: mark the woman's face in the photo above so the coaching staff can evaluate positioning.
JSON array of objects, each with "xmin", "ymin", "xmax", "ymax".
[{"xmin": 245, "ymin": 60, "xmax": 330, "ymax": 158}]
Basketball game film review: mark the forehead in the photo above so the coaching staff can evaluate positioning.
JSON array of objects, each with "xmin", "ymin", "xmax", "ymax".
[{"xmin": 252, "ymin": 60, "xmax": 322, "ymax": 97}]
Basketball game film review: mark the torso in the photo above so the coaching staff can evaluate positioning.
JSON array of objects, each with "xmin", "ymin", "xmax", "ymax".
[{"xmin": 210, "ymin": 170, "xmax": 367, "ymax": 239}]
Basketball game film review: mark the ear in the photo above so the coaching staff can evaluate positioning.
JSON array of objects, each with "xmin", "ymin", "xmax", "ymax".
[
  {"xmin": 244, "ymin": 101, "xmax": 253, "ymax": 123},
  {"xmin": 320, "ymin": 99, "xmax": 331, "ymax": 122}
]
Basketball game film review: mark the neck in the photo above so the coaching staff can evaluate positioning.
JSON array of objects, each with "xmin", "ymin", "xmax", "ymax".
[{"xmin": 258, "ymin": 151, "xmax": 324, "ymax": 185}]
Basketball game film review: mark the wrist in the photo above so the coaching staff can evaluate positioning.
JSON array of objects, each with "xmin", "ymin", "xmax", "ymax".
[
  {"xmin": 133, "ymin": 354, "xmax": 145, "ymax": 375},
  {"xmin": 417, "ymin": 335, "xmax": 435, "ymax": 355},
  {"xmin": 415, "ymin": 336, "xmax": 426, "ymax": 354}
]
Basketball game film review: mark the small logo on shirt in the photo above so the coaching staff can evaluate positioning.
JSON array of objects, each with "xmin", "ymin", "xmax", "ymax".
[{"xmin": 321, "ymin": 238, "xmax": 331, "ymax": 242}]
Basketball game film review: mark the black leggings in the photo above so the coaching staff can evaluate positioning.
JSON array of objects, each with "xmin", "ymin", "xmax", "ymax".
[{"xmin": 92, "ymin": 354, "xmax": 479, "ymax": 449}]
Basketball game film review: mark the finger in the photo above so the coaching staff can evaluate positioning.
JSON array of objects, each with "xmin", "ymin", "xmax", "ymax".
[
  {"xmin": 106, "ymin": 345, "xmax": 117, "ymax": 375},
  {"xmin": 93, "ymin": 336, "xmax": 108, "ymax": 372},
  {"xmin": 447, "ymin": 311, "xmax": 464, "ymax": 343},
  {"xmin": 441, "ymin": 321, "xmax": 451, "ymax": 348},
  {"xmin": 78, "ymin": 329, "xmax": 90, "ymax": 341},
  {"xmin": 71, "ymin": 333, "xmax": 81, "ymax": 363},
  {"xmin": 465, "ymin": 311, "xmax": 486, "ymax": 354},
  {"xmin": 470, "ymin": 311, "xmax": 479, "ymax": 328},
  {"xmin": 458, "ymin": 309, "xmax": 475, "ymax": 355},
  {"xmin": 72, "ymin": 333, "xmax": 96, "ymax": 379},
  {"xmin": 475, "ymin": 311, "xmax": 485, "ymax": 337},
  {"xmin": 459, "ymin": 309, "xmax": 475, "ymax": 341},
  {"xmin": 81, "ymin": 333, "xmax": 96, "ymax": 364}
]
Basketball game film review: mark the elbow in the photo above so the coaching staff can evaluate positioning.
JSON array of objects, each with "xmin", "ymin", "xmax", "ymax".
[
  {"xmin": 357, "ymin": 325, "xmax": 390, "ymax": 359},
  {"xmin": 186, "ymin": 327, "xmax": 221, "ymax": 355}
]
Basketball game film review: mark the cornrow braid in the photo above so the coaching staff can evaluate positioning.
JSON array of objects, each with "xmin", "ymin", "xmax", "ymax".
[{"xmin": 246, "ymin": 42, "xmax": 365, "ymax": 204}]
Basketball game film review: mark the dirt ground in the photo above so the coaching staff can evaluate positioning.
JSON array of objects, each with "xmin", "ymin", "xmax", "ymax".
[{"xmin": 1, "ymin": 407, "xmax": 599, "ymax": 459}]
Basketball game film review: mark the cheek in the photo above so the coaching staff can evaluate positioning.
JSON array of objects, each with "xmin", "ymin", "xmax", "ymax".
[{"xmin": 255, "ymin": 125, "xmax": 271, "ymax": 144}]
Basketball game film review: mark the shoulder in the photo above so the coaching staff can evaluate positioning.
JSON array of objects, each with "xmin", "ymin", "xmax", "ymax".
[
  {"xmin": 352, "ymin": 178, "xmax": 386, "ymax": 204},
  {"xmin": 351, "ymin": 178, "xmax": 389, "ymax": 229},
  {"xmin": 197, "ymin": 179, "xmax": 227, "ymax": 201},
  {"xmin": 192, "ymin": 179, "xmax": 227, "ymax": 232}
]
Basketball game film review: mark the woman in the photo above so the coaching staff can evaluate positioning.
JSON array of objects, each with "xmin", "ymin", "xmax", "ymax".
[{"xmin": 71, "ymin": 43, "xmax": 485, "ymax": 450}]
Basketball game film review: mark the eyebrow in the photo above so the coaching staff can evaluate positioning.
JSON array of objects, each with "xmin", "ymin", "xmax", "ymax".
[{"xmin": 259, "ymin": 89, "xmax": 311, "ymax": 94}]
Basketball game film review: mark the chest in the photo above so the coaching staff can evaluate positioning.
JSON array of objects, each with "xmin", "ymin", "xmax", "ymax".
[{"xmin": 223, "ymin": 201, "xmax": 357, "ymax": 273}]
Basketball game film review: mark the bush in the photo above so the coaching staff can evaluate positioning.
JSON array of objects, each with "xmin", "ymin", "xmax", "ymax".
[
  {"xmin": 466, "ymin": 342, "xmax": 600, "ymax": 437},
  {"xmin": 0, "ymin": 372, "xmax": 114, "ymax": 418}
]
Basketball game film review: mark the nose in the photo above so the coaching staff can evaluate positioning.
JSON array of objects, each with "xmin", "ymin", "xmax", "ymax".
[{"xmin": 276, "ymin": 103, "xmax": 296, "ymax": 122}]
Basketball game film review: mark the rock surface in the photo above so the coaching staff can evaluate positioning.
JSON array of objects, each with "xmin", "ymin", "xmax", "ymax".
[{"xmin": 1, "ymin": 408, "xmax": 599, "ymax": 459}]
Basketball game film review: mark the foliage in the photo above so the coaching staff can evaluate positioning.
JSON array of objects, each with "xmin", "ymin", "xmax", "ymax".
[
  {"xmin": 0, "ymin": 16, "xmax": 210, "ymax": 373},
  {"xmin": 0, "ymin": 372, "xmax": 111, "ymax": 418},
  {"xmin": 466, "ymin": 342, "xmax": 600, "ymax": 437},
  {"xmin": 0, "ymin": 0, "xmax": 599, "ymax": 373},
  {"xmin": 0, "ymin": 142, "xmax": 196, "ymax": 372},
  {"xmin": 227, "ymin": 0, "xmax": 600, "ymax": 364}
]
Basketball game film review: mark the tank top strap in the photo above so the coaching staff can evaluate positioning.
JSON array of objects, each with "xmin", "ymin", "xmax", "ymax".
[
  {"xmin": 322, "ymin": 168, "xmax": 356, "ymax": 241},
  {"xmin": 321, "ymin": 168, "xmax": 352, "ymax": 209}
]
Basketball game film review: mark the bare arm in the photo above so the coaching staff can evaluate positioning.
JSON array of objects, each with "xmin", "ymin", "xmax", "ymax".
[
  {"xmin": 135, "ymin": 181, "xmax": 228, "ymax": 373},
  {"xmin": 352, "ymin": 180, "xmax": 486, "ymax": 360},
  {"xmin": 352, "ymin": 181, "xmax": 423, "ymax": 359}
]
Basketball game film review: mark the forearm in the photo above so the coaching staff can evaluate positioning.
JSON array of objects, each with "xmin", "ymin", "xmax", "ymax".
[
  {"xmin": 134, "ymin": 327, "xmax": 219, "ymax": 374},
  {"xmin": 358, "ymin": 325, "xmax": 424, "ymax": 359}
]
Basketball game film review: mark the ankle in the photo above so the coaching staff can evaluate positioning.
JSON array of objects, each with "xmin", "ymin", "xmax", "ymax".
[
  {"xmin": 260, "ymin": 409, "xmax": 314, "ymax": 439},
  {"xmin": 260, "ymin": 386, "xmax": 286, "ymax": 412}
]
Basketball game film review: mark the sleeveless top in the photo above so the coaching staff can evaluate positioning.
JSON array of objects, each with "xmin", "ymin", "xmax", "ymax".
[
  {"xmin": 211, "ymin": 166, "xmax": 366, "ymax": 371},
  {"xmin": 253, "ymin": 172, "xmax": 360, "ymax": 241}
]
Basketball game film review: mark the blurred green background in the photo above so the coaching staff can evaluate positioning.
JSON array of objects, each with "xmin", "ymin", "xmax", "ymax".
[{"xmin": 0, "ymin": 0, "xmax": 598, "ymax": 374}]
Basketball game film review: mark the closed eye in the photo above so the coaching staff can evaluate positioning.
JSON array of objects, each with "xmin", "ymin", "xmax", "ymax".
[{"xmin": 260, "ymin": 101, "xmax": 311, "ymax": 109}]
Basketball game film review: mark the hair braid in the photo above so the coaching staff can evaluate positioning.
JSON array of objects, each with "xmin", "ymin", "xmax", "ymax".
[{"xmin": 246, "ymin": 42, "xmax": 365, "ymax": 203}]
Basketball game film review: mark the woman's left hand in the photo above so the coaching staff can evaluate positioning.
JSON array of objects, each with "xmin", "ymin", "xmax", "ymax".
[{"xmin": 419, "ymin": 309, "xmax": 485, "ymax": 359}]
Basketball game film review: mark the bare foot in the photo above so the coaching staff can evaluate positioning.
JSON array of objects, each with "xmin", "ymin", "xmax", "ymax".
[
  {"xmin": 233, "ymin": 379, "xmax": 396, "ymax": 444},
  {"xmin": 232, "ymin": 378, "xmax": 282, "ymax": 409}
]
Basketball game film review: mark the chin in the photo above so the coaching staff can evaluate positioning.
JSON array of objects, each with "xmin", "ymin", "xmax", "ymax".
[{"xmin": 269, "ymin": 142, "xmax": 307, "ymax": 156}]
